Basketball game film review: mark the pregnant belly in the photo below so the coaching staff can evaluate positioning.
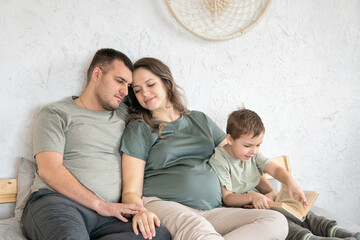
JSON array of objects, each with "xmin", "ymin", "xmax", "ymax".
[{"xmin": 143, "ymin": 165, "xmax": 222, "ymax": 210}]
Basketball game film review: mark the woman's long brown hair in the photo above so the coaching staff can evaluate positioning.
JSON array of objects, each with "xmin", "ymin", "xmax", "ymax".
[{"xmin": 125, "ymin": 57, "xmax": 189, "ymax": 137}]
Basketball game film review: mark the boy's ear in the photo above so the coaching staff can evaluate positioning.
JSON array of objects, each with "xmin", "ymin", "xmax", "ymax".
[{"xmin": 226, "ymin": 134, "xmax": 233, "ymax": 145}]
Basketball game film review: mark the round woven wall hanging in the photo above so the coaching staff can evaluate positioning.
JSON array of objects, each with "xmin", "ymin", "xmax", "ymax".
[{"xmin": 165, "ymin": 0, "xmax": 272, "ymax": 41}]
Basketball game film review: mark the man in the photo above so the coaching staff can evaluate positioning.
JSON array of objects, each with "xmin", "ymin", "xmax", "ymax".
[{"xmin": 21, "ymin": 48, "xmax": 171, "ymax": 240}]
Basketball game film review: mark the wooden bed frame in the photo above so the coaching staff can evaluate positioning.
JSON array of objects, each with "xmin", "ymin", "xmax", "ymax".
[
  {"xmin": 0, "ymin": 156, "xmax": 290, "ymax": 204},
  {"xmin": 0, "ymin": 157, "xmax": 290, "ymax": 240},
  {"xmin": 0, "ymin": 178, "xmax": 17, "ymax": 204},
  {"xmin": 264, "ymin": 155, "xmax": 291, "ymax": 180}
]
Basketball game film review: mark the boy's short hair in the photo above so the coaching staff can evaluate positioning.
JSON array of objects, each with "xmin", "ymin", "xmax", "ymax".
[{"xmin": 226, "ymin": 109, "xmax": 265, "ymax": 140}]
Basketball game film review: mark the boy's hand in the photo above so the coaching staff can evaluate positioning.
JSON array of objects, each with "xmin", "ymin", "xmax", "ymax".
[
  {"xmin": 264, "ymin": 161, "xmax": 309, "ymax": 208},
  {"xmin": 250, "ymin": 192, "xmax": 273, "ymax": 209},
  {"xmin": 287, "ymin": 182, "xmax": 308, "ymax": 208}
]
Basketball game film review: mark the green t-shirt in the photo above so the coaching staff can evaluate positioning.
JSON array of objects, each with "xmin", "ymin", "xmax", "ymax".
[
  {"xmin": 120, "ymin": 111, "xmax": 226, "ymax": 210},
  {"xmin": 209, "ymin": 145, "xmax": 270, "ymax": 194},
  {"xmin": 31, "ymin": 96, "xmax": 128, "ymax": 202}
]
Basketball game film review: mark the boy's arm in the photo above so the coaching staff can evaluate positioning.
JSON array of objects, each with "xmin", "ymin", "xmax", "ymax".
[
  {"xmin": 264, "ymin": 161, "xmax": 308, "ymax": 207},
  {"xmin": 256, "ymin": 174, "xmax": 277, "ymax": 201},
  {"xmin": 221, "ymin": 186, "xmax": 273, "ymax": 209}
]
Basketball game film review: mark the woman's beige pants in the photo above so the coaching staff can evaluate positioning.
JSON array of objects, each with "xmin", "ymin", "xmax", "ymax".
[{"xmin": 143, "ymin": 197, "xmax": 288, "ymax": 240}]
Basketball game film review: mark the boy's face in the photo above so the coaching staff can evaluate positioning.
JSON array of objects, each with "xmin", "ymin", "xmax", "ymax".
[{"xmin": 225, "ymin": 132, "xmax": 265, "ymax": 162}]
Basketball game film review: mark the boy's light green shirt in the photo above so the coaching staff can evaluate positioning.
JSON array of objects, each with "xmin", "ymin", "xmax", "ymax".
[{"xmin": 209, "ymin": 145, "xmax": 270, "ymax": 194}]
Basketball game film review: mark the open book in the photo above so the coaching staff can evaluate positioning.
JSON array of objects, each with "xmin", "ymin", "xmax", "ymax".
[{"xmin": 270, "ymin": 187, "xmax": 319, "ymax": 222}]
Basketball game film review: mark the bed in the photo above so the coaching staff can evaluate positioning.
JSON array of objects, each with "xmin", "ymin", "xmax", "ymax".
[{"xmin": 1, "ymin": 157, "xmax": 359, "ymax": 239}]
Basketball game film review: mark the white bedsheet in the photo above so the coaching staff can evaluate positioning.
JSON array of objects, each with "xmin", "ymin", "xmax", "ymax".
[{"xmin": 0, "ymin": 217, "xmax": 26, "ymax": 240}]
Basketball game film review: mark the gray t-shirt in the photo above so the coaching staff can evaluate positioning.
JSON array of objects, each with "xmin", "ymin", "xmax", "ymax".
[
  {"xmin": 121, "ymin": 111, "xmax": 226, "ymax": 210},
  {"xmin": 31, "ymin": 96, "xmax": 128, "ymax": 202},
  {"xmin": 209, "ymin": 145, "xmax": 270, "ymax": 194}
]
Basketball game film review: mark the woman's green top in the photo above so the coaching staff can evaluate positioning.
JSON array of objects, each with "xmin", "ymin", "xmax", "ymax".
[{"xmin": 121, "ymin": 111, "xmax": 226, "ymax": 210}]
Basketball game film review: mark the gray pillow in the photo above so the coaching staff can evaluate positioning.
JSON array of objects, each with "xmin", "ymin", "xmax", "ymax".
[
  {"xmin": 14, "ymin": 157, "xmax": 36, "ymax": 221},
  {"xmin": 0, "ymin": 217, "xmax": 26, "ymax": 240}
]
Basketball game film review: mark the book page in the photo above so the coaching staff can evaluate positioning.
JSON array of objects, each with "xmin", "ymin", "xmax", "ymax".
[
  {"xmin": 275, "ymin": 188, "xmax": 294, "ymax": 202},
  {"xmin": 304, "ymin": 191, "xmax": 315, "ymax": 202},
  {"xmin": 275, "ymin": 187, "xmax": 313, "ymax": 202},
  {"xmin": 275, "ymin": 187, "xmax": 319, "ymax": 215},
  {"xmin": 281, "ymin": 198, "xmax": 304, "ymax": 214},
  {"xmin": 270, "ymin": 202, "xmax": 305, "ymax": 222}
]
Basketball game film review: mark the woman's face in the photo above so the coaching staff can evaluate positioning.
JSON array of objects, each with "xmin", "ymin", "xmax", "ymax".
[{"xmin": 132, "ymin": 67, "xmax": 169, "ymax": 112}]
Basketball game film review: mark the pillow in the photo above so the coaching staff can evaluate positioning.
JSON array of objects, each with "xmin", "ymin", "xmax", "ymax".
[
  {"xmin": 0, "ymin": 217, "xmax": 26, "ymax": 239},
  {"xmin": 14, "ymin": 157, "xmax": 36, "ymax": 221}
]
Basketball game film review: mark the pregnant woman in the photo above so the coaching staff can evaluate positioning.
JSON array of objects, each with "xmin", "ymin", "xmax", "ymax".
[{"xmin": 121, "ymin": 57, "xmax": 288, "ymax": 240}]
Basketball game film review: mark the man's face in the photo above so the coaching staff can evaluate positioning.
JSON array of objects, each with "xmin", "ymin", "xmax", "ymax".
[{"xmin": 95, "ymin": 60, "xmax": 133, "ymax": 111}]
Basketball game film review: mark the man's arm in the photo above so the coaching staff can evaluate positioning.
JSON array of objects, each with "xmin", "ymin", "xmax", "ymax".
[{"xmin": 36, "ymin": 151, "xmax": 142, "ymax": 221}]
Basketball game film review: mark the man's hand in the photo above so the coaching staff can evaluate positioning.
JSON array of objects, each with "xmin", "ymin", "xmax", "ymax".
[
  {"xmin": 96, "ymin": 201, "xmax": 143, "ymax": 222},
  {"xmin": 36, "ymin": 152, "xmax": 143, "ymax": 222}
]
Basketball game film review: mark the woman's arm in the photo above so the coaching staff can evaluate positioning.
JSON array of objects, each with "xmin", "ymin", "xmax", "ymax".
[
  {"xmin": 122, "ymin": 153, "xmax": 160, "ymax": 239},
  {"xmin": 221, "ymin": 186, "xmax": 272, "ymax": 209},
  {"xmin": 122, "ymin": 153, "xmax": 145, "ymax": 205}
]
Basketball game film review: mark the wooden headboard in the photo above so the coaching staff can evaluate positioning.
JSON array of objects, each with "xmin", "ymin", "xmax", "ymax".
[
  {"xmin": 265, "ymin": 155, "xmax": 291, "ymax": 179},
  {"xmin": 0, "ymin": 179, "xmax": 17, "ymax": 203}
]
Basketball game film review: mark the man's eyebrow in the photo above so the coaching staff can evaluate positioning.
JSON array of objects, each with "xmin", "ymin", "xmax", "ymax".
[{"xmin": 115, "ymin": 76, "xmax": 128, "ymax": 83}]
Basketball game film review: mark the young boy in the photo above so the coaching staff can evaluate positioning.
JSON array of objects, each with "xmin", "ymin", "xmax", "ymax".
[{"xmin": 209, "ymin": 109, "xmax": 359, "ymax": 240}]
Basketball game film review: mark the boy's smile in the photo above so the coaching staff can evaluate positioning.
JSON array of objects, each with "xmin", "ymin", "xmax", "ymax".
[{"xmin": 224, "ymin": 132, "xmax": 265, "ymax": 162}]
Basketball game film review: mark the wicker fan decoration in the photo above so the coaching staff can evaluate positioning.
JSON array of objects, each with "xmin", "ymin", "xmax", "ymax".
[{"xmin": 165, "ymin": 0, "xmax": 272, "ymax": 41}]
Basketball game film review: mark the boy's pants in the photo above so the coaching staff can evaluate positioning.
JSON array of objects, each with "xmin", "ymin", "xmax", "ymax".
[
  {"xmin": 286, "ymin": 211, "xmax": 337, "ymax": 240},
  {"xmin": 21, "ymin": 189, "xmax": 171, "ymax": 240},
  {"xmin": 143, "ymin": 196, "xmax": 289, "ymax": 240}
]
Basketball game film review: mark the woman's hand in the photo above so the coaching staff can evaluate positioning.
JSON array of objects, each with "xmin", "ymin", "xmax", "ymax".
[
  {"xmin": 250, "ymin": 192, "xmax": 273, "ymax": 209},
  {"xmin": 132, "ymin": 209, "xmax": 161, "ymax": 239}
]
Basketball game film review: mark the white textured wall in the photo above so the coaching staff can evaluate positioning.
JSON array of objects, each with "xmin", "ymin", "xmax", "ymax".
[{"xmin": 1, "ymin": 0, "xmax": 359, "ymax": 225}]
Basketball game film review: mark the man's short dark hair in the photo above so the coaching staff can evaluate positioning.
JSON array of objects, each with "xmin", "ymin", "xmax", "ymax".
[{"xmin": 86, "ymin": 48, "xmax": 134, "ymax": 84}]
